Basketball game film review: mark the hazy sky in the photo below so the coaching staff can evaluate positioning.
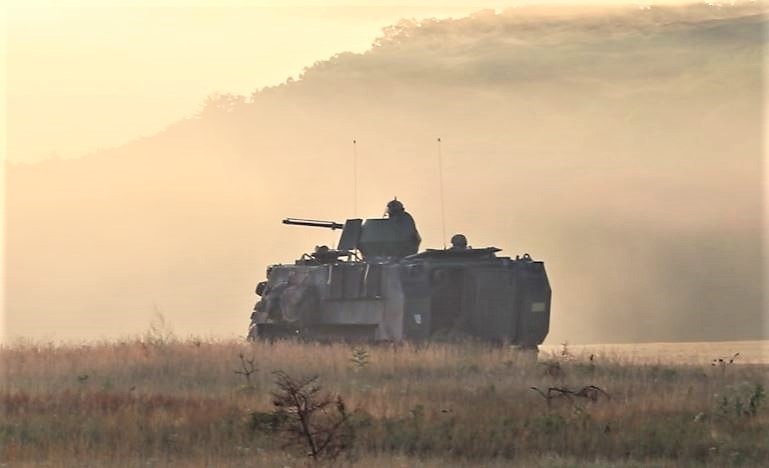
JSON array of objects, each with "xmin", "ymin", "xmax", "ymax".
[
  {"xmin": 3, "ymin": 1, "xmax": 765, "ymax": 344},
  {"xmin": 5, "ymin": 0, "xmax": 700, "ymax": 163}
]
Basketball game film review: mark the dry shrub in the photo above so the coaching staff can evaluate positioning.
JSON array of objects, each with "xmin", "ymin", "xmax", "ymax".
[{"xmin": 269, "ymin": 371, "xmax": 354, "ymax": 461}]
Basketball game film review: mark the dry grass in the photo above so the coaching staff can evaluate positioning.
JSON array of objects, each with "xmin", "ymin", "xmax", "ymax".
[{"xmin": 1, "ymin": 338, "xmax": 768, "ymax": 466}]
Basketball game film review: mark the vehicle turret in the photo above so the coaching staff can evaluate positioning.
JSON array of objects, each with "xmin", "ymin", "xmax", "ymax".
[{"xmin": 281, "ymin": 200, "xmax": 421, "ymax": 261}]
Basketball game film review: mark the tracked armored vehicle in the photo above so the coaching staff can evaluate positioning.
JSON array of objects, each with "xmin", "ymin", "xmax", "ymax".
[{"xmin": 248, "ymin": 200, "xmax": 551, "ymax": 347}]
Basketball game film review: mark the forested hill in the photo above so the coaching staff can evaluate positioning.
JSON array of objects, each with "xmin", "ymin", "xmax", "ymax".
[{"xmin": 6, "ymin": 4, "xmax": 766, "ymax": 343}]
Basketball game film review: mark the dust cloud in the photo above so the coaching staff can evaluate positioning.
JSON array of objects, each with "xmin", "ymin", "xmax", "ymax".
[{"xmin": 4, "ymin": 3, "xmax": 766, "ymax": 344}]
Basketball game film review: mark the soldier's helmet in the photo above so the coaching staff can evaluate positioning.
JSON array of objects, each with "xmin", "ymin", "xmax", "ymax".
[
  {"xmin": 386, "ymin": 199, "xmax": 404, "ymax": 215},
  {"xmin": 450, "ymin": 233, "xmax": 468, "ymax": 249}
]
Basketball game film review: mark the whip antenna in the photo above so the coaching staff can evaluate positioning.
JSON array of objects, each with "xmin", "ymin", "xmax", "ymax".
[
  {"xmin": 437, "ymin": 137, "xmax": 447, "ymax": 249},
  {"xmin": 352, "ymin": 139, "xmax": 358, "ymax": 217}
]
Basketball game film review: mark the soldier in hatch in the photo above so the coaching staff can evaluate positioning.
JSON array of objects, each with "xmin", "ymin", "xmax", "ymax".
[
  {"xmin": 385, "ymin": 198, "xmax": 421, "ymax": 256},
  {"xmin": 449, "ymin": 233, "xmax": 469, "ymax": 250}
]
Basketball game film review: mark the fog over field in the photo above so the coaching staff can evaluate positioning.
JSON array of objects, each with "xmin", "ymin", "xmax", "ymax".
[{"xmin": 4, "ymin": 3, "xmax": 766, "ymax": 343}]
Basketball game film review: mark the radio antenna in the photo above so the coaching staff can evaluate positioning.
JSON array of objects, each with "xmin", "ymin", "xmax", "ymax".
[
  {"xmin": 352, "ymin": 138, "xmax": 358, "ymax": 217},
  {"xmin": 437, "ymin": 137, "xmax": 447, "ymax": 249}
]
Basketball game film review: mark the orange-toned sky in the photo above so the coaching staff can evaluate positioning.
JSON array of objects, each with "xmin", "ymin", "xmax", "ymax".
[
  {"xmin": 5, "ymin": 0, "xmax": 696, "ymax": 163},
  {"xmin": 2, "ymin": 1, "xmax": 764, "ymax": 343}
]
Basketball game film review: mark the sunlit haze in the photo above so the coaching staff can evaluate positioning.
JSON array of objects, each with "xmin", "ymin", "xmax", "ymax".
[
  {"xmin": 3, "ymin": 1, "xmax": 766, "ymax": 344},
  {"xmin": 8, "ymin": 1, "xmax": 705, "ymax": 162}
]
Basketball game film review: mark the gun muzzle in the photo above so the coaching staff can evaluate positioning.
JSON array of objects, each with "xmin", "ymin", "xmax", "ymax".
[{"xmin": 282, "ymin": 218, "xmax": 344, "ymax": 230}]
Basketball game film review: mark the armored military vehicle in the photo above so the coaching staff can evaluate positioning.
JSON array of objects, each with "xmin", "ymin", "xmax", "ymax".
[{"xmin": 248, "ymin": 200, "xmax": 551, "ymax": 348}]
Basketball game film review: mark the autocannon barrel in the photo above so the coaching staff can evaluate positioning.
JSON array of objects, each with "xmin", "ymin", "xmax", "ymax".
[{"xmin": 282, "ymin": 218, "xmax": 344, "ymax": 230}]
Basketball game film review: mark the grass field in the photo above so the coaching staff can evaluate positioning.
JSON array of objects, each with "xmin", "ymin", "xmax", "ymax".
[{"xmin": 1, "ymin": 338, "xmax": 767, "ymax": 467}]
